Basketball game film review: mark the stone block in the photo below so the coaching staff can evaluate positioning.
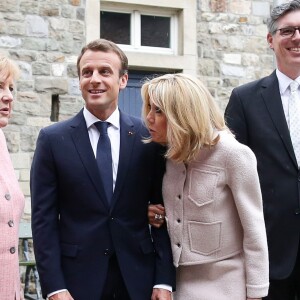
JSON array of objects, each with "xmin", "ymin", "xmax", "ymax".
[
  {"xmin": 0, "ymin": 36, "xmax": 21, "ymax": 48},
  {"xmin": 39, "ymin": 3, "xmax": 60, "ymax": 17},
  {"xmin": 22, "ymin": 38, "xmax": 47, "ymax": 51},
  {"xmin": 7, "ymin": 21, "xmax": 26, "ymax": 36},
  {"xmin": 61, "ymin": 5, "xmax": 75, "ymax": 18},
  {"xmin": 27, "ymin": 117, "xmax": 51, "ymax": 127},
  {"xmin": 52, "ymin": 63, "xmax": 65, "ymax": 76},
  {"xmin": 220, "ymin": 63, "xmax": 245, "ymax": 77},
  {"xmin": 68, "ymin": 78, "xmax": 81, "ymax": 95},
  {"xmin": 9, "ymin": 50, "xmax": 37, "ymax": 62},
  {"xmin": 20, "ymin": 181, "xmax": 30, "ymax": 197},
  {"xmin": 49, "ymin": 17, "xmax": 69, "ymax": 31},
  {"xmin": 71, "ymin": 0, "xmax": 81, "ymax": 6},
  {"xmin": 4, "ymin": 131, "xmax": 20, "ymax": 153},
  {"xmin": 210, "ymin": 0, "xmax": 226, "ymax": 12},
  {"xmin": 229, "ymin": 0, "xmax": 251, "ymax": 15},
  {"xmin": 20, "ymin": 0, "xmax": 39, "ymax": 14},
  {"xmin": 223, "ymin": 53, "xmax": 242, "ymax": 65},
  {"xmin": 32, "ymin": 62, "xmax": 51, "ymax": 76},
  {"xmin": 198, "ymin": 59, "xmax": 215, "ymax": 76},
  {"xmin": 242, "ymin": 53, "xmax": 260, "ymax": 66},
  {"xmin": 0, "ymin": 0, "xmax": 18, "ymax": 12},
  {"xmin": 67, "ymin": 64, "xmax": 78, "ymax": 78},
  {"xmin": 26, "ymin": 15, "xmax": 49, "ymax": 37},
  {"xmin": 77, "ymin": 8, "xmax": 85, "ymax": 21},
  {"xmin": 35, "ymin": 77, "xmax": 69, "ymax": 94},
  {"xmin": 252, "ymin": 2, "xmax": 270, "ymax": 17},
  {"xmin": 10, "ymin": 153, "xmax": 31, "ymax": 169},
  {"xmin": 18, "ymin": 61, "xmax": 32, "ymax": 80},
  {"xmin": 20, "ymin": 169, "xmax": 30, "ymax": 181},
  {"xmin": 17, "ymin": 91, "xmax": 39, "ymax": 103}
]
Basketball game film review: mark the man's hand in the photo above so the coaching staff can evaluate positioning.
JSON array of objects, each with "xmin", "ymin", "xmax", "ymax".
[
  {"xmin": 49, "ymin": 291, "xmax": 74, "ymax": 300},
  {"xmin": 151, "ymin": 288, "xmax": 172, "ymax": 300},
  {"xmin": 148, "ymin": 204, "xmax": 166, "ymax": 228}
]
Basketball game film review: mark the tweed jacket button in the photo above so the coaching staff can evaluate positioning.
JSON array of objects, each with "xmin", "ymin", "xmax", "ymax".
[
  {"xmin": 10, "ymin": 247, "xmax": 16, "ymax": 254},
  {"xmin": 5, "ymin": 193, "xmax": 11, "ymax": 200},
  {"xmin": 8, "ymin": 220, "xmax": 14, "ymax": 227},
  {"xmin": 177, "ymin": 243, "xmax": 181, "ymax": 247}
]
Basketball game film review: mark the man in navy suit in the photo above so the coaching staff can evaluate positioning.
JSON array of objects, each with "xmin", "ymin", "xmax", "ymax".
[
  {"xmin": 225, "ymin": 1, "xmax": 300, "ymax": 299},
  {"xmin": 31, "ymin": 39, "xmax": 175, "ymax": 300}
]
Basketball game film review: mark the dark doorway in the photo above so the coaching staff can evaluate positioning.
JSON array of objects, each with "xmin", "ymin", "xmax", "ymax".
[{"xmin": 119, "ymin": 71, "xmax": 166, "ymax": 118}]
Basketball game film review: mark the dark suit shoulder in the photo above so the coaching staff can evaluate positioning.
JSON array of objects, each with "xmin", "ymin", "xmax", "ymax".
[
  {"xmin": 40, "ymin": 111, "xmax": 83, "ymax": 135},
  {"xmin": 231, "ymin": 71, "xmax": 276, "ymax": 96}
]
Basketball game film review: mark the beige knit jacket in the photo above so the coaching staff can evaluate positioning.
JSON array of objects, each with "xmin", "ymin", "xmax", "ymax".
[{"xmin": 163, "ymin": 130, "xmax": 269, "ymax": 298}]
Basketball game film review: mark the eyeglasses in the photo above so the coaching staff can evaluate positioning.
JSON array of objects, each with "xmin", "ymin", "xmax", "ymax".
[{"xmin": 274, "ymin": 26, "xmax": 300, "ymax": 37}]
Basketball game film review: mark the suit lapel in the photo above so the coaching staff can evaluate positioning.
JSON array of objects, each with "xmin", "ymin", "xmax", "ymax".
[
  {"xmin": 261, "ymin": 71, "xmax": 298, "ymax": 168},
  {"xmin": 110, "ymin": 112, "xmax": 136, "ymax": 210},
  {"xmin": 70, "ymin": 110, "xmax": 110, "ymax": 210}
]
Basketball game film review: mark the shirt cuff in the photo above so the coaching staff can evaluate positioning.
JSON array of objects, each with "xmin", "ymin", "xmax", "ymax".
[
  {"xmin": 47, "ymin": 289, "xmax": 68, "ymax": 299},
  {"xmin": 154, "ymin": 284, "xmax": 172, "ymax": 292}
]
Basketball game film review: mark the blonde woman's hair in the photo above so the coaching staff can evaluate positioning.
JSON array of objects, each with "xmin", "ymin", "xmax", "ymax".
[
  {"xmin": 141, "ymin": 73, "xmax": 228, "ymax": 163},
  {"xmin": 0, "ymin": 53, "xmax": 20, "ymax": 80}
]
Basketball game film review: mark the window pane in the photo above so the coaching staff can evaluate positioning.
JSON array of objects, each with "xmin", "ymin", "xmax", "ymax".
[
  {"xmin": 141, "ymin": 15, "xmax": 170, "ymax": 48},
  {"xmin": 100, "ymin": 11, "xmax": 130, "ymax": 45}
]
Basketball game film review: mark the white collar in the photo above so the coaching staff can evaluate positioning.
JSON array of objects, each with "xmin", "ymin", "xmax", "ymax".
[
  {"xmin": 83, "ymin": 106, "xmax": 120, "ymax": 130},
  {"xmin": 276, "ymin": 69, "xmax": 300, "ymax": 95}
]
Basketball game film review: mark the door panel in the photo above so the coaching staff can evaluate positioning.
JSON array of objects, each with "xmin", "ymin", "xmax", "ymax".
[{"xmin": 119, "ymin": 71, "xmax": 164, "ymax": 118}]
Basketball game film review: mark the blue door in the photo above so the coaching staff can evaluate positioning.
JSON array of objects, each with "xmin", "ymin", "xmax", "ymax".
[{"xmin": 119, "ymin": 71, "xmax": 164, "ymax": 118}]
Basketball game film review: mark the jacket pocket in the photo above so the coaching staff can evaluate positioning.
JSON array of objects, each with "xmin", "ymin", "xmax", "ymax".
[
  {"xmin": 188, "ymin": 168, "xmax": 219, "ymax": 207},
  {"xmin": 61, "ymin": 243, "xmax": 79, "ymax": 258},
  {"xmin": 188, "ymin": 221, "xmax": 221, "ymax": 255}
]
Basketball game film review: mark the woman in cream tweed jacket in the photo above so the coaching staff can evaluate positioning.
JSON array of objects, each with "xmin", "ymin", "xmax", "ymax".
[
  {"xmin": 0, "ymin": 54, "xmax": 24, "ymax": 300},
  {"xmin": 142, "ymin": 73, "xmax": 269, "ymax": 300}
]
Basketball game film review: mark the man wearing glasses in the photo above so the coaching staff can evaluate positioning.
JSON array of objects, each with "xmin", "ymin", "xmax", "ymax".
[{"xmin": 225, "ymin": 1, "xmax": 300, "ymax": 299}]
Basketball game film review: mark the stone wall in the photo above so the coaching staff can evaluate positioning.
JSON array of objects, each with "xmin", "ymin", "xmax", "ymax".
[
  {"xmin": 197, "ymin": 0, "xmax": 277, "ymax": 111},
  {"xmin": 0, "ymin": 0, "xmax": 288, "ymax": 219},
  {"xmin": 0, "ymin": 0, "xmax": 86, "ymax": 219}
]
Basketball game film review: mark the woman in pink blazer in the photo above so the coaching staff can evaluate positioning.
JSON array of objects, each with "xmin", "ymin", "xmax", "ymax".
[
  {"xmin": 142, "ymin": 74, "xmax": 269, "ymax": 300},
  {"xmin": 0, "ymin": 54, "xmax": 25, "ymax": 300}
]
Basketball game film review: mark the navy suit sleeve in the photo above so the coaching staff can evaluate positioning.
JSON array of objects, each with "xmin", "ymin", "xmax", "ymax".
[
  {"xmin": 150, "ymin": 148, "xmax": 176, "ymax": 289},
  {"xmin": 225, "ymin": 88, "xmax": 249, "ymax": 145},
  {"xmin": 30, "ymin": 129, "xmax": 66, "ymax": 297}
]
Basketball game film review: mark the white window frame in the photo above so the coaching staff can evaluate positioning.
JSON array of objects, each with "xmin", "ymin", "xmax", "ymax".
[
  {"xmin": 101, "ymin": 8, "xmax": 178, "ymax": 55},
  {"xmin": 86, "ymin": 0, "xmax": 197, "ymax": 74}
]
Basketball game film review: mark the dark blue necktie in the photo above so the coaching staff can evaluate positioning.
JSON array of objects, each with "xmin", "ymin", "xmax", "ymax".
[{"xmin": 94, "ymin": 121, "xmax": 113, "ymax": 203}]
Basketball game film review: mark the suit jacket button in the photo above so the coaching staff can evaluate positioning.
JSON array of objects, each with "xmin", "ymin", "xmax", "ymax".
[
  {"xmin": 104, "ymin": 249, "xmax": 109, "ymax": 255},
  {"xmin": 10, "ymin": 247, "xmax": 16, "ymax": 254},
  {"xmin": 5, "ymin": 193, "xmax": 11, "ymax": 200},
  {"xmin": 295, "ymin": 208, "xmax": 300, "ymax": 215},
  {"xmin": 177, "ymin": 243, "xmax": 181, "ymax": 247},
  {"xmin": 8, "ymin": 220, "xmax": 14, "ymax": 227}
]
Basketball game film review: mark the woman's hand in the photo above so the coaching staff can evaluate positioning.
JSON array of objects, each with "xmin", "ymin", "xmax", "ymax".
[{"xmin": 148, "ymin": 204, "xmax": 166, "ymax": 228}]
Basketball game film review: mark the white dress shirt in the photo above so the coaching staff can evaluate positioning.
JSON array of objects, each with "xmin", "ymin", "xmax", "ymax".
[
  {"xmin": 276, "ymin": 69, "xmax": 300, "ymax": 129},
  {"xmin": 83, "ymin": 106, "xmax": 120, "ymax": 190}
]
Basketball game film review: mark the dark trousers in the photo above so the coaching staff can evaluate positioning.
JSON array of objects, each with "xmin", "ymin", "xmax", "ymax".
[
  {"xmin": 101, "ymin": 254, "xmax": 131, "ymax": 300},
  {"xmin": 264, "ymin": 248, "xmax": 300, "ymax": 300}
]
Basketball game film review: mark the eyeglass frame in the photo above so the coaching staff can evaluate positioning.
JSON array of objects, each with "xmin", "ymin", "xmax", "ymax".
[{"xmin": 273, "ymin": 26, "xmax": 300, "ymax": 37}]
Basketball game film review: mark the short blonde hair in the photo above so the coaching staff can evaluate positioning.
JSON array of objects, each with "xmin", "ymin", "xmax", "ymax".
[
  {"xmin": 0, "ymin": 53, "xmax": 20, "ymax": 81},
  {"xmin": 141, "ymin": 73, "xmax": 228, "ymax": 163}
]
